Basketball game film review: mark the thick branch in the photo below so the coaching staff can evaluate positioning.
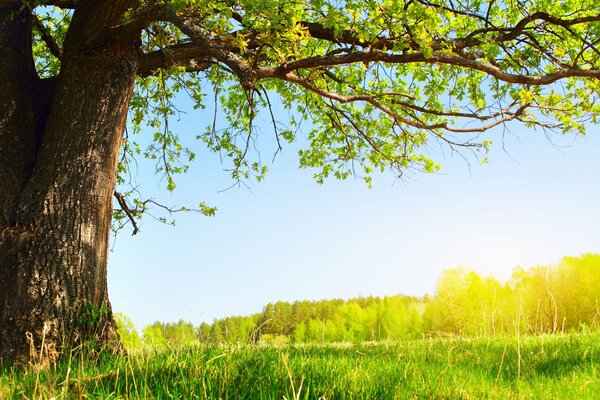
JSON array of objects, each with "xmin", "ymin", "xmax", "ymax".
[
  {"xmin": 38, "ymin": 0, "xmax": 77, "ymax": 8},
  {"xmin": 138, "ymin": 43, "xmax": 215, "ymax": 76},
  {"xmin": 126, "ymin": 2, "xmax": 600, "ymax": 89},
  {"xmin": 429, "ymin": 52, "xmax": 600, "ymax": 84},
  {"xmin": 260, "ymin": 50, "xmax": 600, "ymax": 85},
  {"xmin": 122, "ymin": 5, "xmax": 256, "ymax": 87}
]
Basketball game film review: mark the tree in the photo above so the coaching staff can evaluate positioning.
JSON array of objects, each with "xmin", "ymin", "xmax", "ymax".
[
  {"xmin": 141, "ymin": 322, "xmax": 168, "ymax": 349},
  {"xmin": 1, "ymin": 0, "xmax": 599, "ymax": 364},
  {"xmin": 423, "ymin": 267, "xmax": 470, "ymax": 335},
  {"xmin": 114, "ymin": 312, "xmax": 141, "ymax": 350},
  {"xmin": 553, "ymin": 254, "xmax": 600, "ymax": 330}
]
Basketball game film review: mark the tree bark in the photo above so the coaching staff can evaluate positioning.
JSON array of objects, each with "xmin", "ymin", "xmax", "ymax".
[{"xmin": 0, "ymin": 0, "xmax": 140, "ymax": 365}]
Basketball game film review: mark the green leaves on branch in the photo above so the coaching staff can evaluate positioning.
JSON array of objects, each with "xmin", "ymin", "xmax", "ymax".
[
  {"xmin": 199, "ymin": 202, "xmax": 217, "ymax": 217},
  {"xmin": 31, "ymin": 0, "xmax": 600, "ymax": 230},
  {"xmin": 121, "ymin": 0, "xmax": 600, "ymax": 188}
]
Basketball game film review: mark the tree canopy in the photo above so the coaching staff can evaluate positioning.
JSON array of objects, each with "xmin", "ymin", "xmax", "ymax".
[{"xmin": 32, "ymin": 0, "xmax": 600, "ymax": 228}]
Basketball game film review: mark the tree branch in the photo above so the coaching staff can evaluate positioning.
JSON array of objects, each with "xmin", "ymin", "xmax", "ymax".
[
  {"xmin": 113, "ymin": 191, "xmax": 140, "ymax": 235},
  {"xmin": 37, "ymin": 0, "xmax": 77, "ymax": 8},
  {"xmin": 138, "ymin": 42, "xmax": 215, "ymax": 76},
  {"xmin": 260, "ymin": 49, "xmax": 600, "ymax": 86},
  {"xmin": 128, "ymin": 3, "xmax": 600, "ymax": 89},
  {"xmin": 279, "ymin": 72, "xmax": 531, "ymax": 134},
  {"xmin": 32, "ymin": 14, "xmax": 62, "ymax": 59},
  {"xmin": 121, "ymin": 4, "xmax": 256, "ymax": 87}
]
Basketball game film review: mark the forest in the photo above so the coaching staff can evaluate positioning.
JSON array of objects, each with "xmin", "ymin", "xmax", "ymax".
[{"xmin": 116, "ymin": 253, "xmax": 600, "ymax": 349}]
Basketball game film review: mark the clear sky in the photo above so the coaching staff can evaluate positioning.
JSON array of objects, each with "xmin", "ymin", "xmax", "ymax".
[{"xmin": 108, "ymin": 92, "xmax": 600, "ymax": 331}]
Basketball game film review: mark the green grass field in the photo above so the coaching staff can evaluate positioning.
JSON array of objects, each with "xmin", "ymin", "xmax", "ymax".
[{"xmin": 2, "ymin": 333, "xmax": 599, "ymax": 399}]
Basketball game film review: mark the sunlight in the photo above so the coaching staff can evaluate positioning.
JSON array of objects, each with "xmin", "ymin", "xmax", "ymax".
[{"xmin": 445, "ymin": 235, "xmax": 564, "ymax": 280}]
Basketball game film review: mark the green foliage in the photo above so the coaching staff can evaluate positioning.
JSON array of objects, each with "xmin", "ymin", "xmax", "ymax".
[
  {"xmin": 141, "ymin": 323, "xmax": 169, "ymax": 349},
  {"xmin": 114, "ymin": 313, "xmax": 141, "ymax": 351},
  {"xmin": 76, "ymin": 303, "xmax": 109, "ymax": 330},
  {"xmin": 76, "ymin": 303, "xmax": 110, "ymax": 339},
  {"xmin": 133, "ymin": 254, "xmax": 600, "ymax": 348},
  {"xmin": 3, "ymin": 334, "xmax": 600, "ymax": 398},
  {"xmin": 31, "ymin": 6, "xmax": 70, "ymax": 78},
  {"xmin": 202, "ymin": 295, "xmax": 424, "ymax": 345},
  {"xmin": 142, "ymin": 320, "xmax": 198, "ymax": 349},
  {"xmin": 74, "ymin": 303, "xmax": 112, "ymax": 355},
  {"xmin": 30, "ymin": 1, "xmax": 600, "ymax": 229},
  {"xmin": 198, "ymin": 201, "xmax": 217, "ymax": 217},
  {"xmin": 424, "ymin": 254, "xmax": 600, "ymax": 337}
]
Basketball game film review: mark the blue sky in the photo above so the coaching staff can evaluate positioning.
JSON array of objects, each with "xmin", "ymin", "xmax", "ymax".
[{"xmin": 108, "ymin": 94, "xmax": 600, "ymax": 330}]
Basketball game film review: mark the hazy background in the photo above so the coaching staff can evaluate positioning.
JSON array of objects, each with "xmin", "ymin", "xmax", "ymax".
[{"xmin": 108, "ymin": 94, "xmax": 600, "ymax": 330}]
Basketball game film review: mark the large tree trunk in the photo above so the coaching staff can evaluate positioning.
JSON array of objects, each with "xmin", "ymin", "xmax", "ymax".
[{"xmin": 0, "ymin": 0, "xmax": 139, "ymax": 365}]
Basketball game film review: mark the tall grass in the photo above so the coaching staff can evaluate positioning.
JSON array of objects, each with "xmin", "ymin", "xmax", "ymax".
[{"xmin": 2, "ymin": 333, "xmax": 599, "ymax": 399}]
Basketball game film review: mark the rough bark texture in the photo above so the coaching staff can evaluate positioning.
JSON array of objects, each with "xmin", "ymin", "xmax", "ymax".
[
  {"xmin": 0, "ymin": 1, "xmax": 36, "ymax": 225},
  {"xmin": 0, "ymin": 0, "xmax": 140, "ymax": 365}
]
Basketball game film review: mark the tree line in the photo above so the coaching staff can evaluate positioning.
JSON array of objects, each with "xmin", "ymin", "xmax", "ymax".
[
  {"xmin": 424, "ymin": 253, "xmax": 600, "ymax": 336},
  {"xmin": 116, "ymin": 254, "xmax": 600, "ymax": 349}
]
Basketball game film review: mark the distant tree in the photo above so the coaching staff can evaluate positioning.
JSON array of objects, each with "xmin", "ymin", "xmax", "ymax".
[
  {"xmin": 197, "ymin": 322, "xmax": 212, "ymax": 343},
  {"xmin": 512, "ymin": 265, "xmax": 558, "ymax": 333},
  {"xmin": 293, "ymin": 322, "xmax": 307, "ymax": 343},
  {"xmin": 271, "ymin": 301, "xmax": 295, "ymax": 336},
  {"xmin": 424, "ymin": 268, "xmax": 471, "ymax": 335},
  {"xmin": 425, "ymin": 269, "xmax": 511, "ymax": 336},
  {"xmin": 378, "ymin": 297, "xmax": 422, "ymax": 339},
  {"xmin": 142, "ymin": 322, "xmax": 168, "ymax": 348},
  {"xmin": 306, "ymin": 319, "xmax": 325, "ymax": 343},
  {"xmin": 114, "ymin": 313, "xmax": 141, "ymax": 351},
  {"xmin": 555, "ymin": 254, "xmax": 600, "ymax": 330},
  {"xmin": 162, "ymin": 320, "xmax": 197, "ymax": 346},
  {"xmin": 424, "ymin": 254, "xmax": 600, "ymax": 337},
  {"xmin": 211, "ymin": 322, "xmax": 224, "ymax": 343},
  {"xmin": 511, "ymin": 254, "xmax": 600, "ymax": 334},
  {"xmin": 479, "ymin": 275, "xmax": 515, "ymax": 337},
  {"xmin": 217, "ymin": 315, "xmax": 258, "ymax": 343},
  {"xmin": 3, "ymin": 0, "xmax": 599, "ymax": 363}
]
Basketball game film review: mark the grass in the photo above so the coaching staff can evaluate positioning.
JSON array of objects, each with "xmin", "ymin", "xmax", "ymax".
[{"xmin": 1, "ymin": 333, "xmax": 599, "ymax": 399}]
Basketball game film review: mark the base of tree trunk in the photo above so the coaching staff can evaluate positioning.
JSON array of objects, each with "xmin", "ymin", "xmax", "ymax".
[{"xmin": 0, "ymin": 302, "xmax": 124, "ymax": 367}]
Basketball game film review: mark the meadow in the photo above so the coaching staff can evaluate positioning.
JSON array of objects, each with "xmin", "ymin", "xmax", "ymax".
[{"xmin": 1, "ymin": 333, "xmax": 599, "ymax": 399}]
